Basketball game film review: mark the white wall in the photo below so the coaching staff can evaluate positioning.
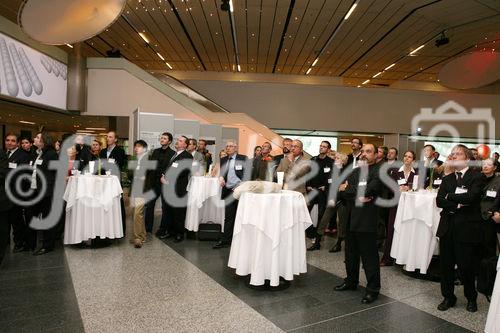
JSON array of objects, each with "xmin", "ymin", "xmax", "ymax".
[
  {"xmin": 86, "ymin": 68, "xmax": 208, "ymax": 146},
  {"xmin": 184, "ymin": 79, "xmax": 500, "ymax": 138}
]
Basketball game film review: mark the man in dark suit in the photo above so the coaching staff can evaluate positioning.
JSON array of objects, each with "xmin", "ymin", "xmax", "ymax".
[
  {"xmin": 161, "ymin": 136, "xmax": 192, "ymax": 242},
  {"xmin": 4, "ymin": 133, "xmax": 31, "ymax": 252},
  {"xmin": 0, "ymin": 150, "xmax": 13, "ymax": 263},
  {"xmin": 436, "ymin": 144, "xmax": 485, "ymax": 313},
  {"xmin": 213, "ymin": 141, "xmax": 250, "ymax": 249},
  {"xmin": 99, "ymin": 131, "xmax": 127, "ymax": 174},
  {"xmin": 100, "ymin": 131, "xmax": 127, "ymax": 233},
  {"xmin": 144, "ymin": 132, "xmax": 175, "ymax": 236},
  {"xmin": 334, "ymin": 143, "xmax": 383, "ymax": 304},
  {"xmin": 346, "ymin": 137, "xmax": 363, "ymax": 168}
]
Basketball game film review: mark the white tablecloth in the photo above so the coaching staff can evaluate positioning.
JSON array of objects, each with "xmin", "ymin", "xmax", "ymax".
[
  {"xmin": 486, "ymin": 257, "xmax": 500, "ymax": 332},
  {"xmin": 228, "ymin": 190, "xmax": 313, "ymax": 286},
  {"xmin": 63, "ymin": 175, "xmax": 124, "ymax": 244},
  {"xmin": 390, "ymin": 190, "xmax": 441, "ymax": 274},
  {"xmin": 185, "ymin": 176, "xmax": 225, "ymax": 232}
]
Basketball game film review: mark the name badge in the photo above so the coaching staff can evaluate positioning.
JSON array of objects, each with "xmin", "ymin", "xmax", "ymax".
[
  {"xmin": 109, "ymin": 158, "xmax": 115, "ymax": 164},
  {"xmin": 328, "ymin": 178, "xmax": 332, "ymax": 184},
  {"xmin": 29, "ymin": 161, "xmax": 33, "ymax": 166},
  {"xmin": 172, "ymin": 162, "xmax": 179, "ymax": 168},
  {"xmin": 397, "ymin": 178, "xmax": 406, "ymax": 185},
  {"xmin": 36, "ymin": 159, "xmax": 43, "ymax": 165},
  {"xmin": 433, "ymin": 179, "xmax": 442, "ymax": 185},
  {"xmin": 358, "ymin": 181, "xmax": 367, "ymax": 186},
  {"xmin": 235, "ymin": 164, "xmax": 243, "ymax": 171},
  {"xmin": 8, "ymin": 162, "xmax": 17, "ymax": 169},
  {"xmin": 71, "ymin": 169, "xmax": 78, "ymax": 175},
  {"xmin": 455, "ymin": 187, "xmax": 468, "ymax": 194},
  {"xmin": 323, "ymin": 167, "xmax": 331, "ymax": 173},
  {"xmin": 487, "ymin": 190, "xmax": 497, "ymax": 198},
  {"xmin": 136, "ymin": 165, "xmax": 141, "ymax": 171}
]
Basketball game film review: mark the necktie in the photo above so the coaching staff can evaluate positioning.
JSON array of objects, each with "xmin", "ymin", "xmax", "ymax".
[
  {"xmin": 456, "ymin": 172, "xmax": 463, "ymax": 186},
  {"xmin": 7, "ymin": 150, "xmax": 11, "ymax": 158}
]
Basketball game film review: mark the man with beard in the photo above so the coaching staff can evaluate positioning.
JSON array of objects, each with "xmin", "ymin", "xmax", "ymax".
[{"xmin": 334, "ymin": 143, "xmax": 383, "ymax": 304}]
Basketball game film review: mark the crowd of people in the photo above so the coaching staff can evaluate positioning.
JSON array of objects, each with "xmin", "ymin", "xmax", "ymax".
[{"xmin": 1, "ymin": 131, "xmax": 500, "ymax": 313}]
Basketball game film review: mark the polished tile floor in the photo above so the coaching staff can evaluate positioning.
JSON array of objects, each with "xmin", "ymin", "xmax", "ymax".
[{"xmin": 0, "ymin": 221, "xmax": 490, "ymax": 332}]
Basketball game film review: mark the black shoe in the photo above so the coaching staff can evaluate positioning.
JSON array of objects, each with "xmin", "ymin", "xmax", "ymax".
[
  {"xmin": 213, "ymin": 241, "xmax": 230, "ymax": 249},
  {"xmin": 334, "ymin": 282, "xmax": 357, "ymax": 291},
  {"xmin": 155, "ymin": 230, "xmax": 166, "ymax": 238},
  {"xmin": 13, "ymin": 245, "xmax": 26, "ymax": 253},
  {"xmin": 361, "ymin": 293, "xmax": 378, "ymax": 304},
  {"xmin": 159, "ymin": 233, "xmax": 172, "ymax": 240},
  {"xmin": 329, "ymin": 241, "xmax": 342, "ymax": 253},
  {"xmin": 307, "ymin": 241, "xmax": 321, "ymax": 251},
  {"xmin": 173, "ymin": 235, "xmax": 184, "ymax": 243},
  {"xmin": 466, "ymin": 300, "xmax": 477, "ymax": 312},
  {"xmin": 33, "ymin": 248, "xmax": 52, "ymax": 256},
  {"xmin": 437, "ymin": 297, "xmax": 457, "ymax": 311}
]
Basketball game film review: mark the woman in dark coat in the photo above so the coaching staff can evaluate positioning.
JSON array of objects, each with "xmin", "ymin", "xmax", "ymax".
[
  {"xmin": 380, "ymin": 150, "xmax": 417, "ymax": 266},
  {"xmin": 25, "ymin": 132, "xmax": 60, "ymax": 255}
]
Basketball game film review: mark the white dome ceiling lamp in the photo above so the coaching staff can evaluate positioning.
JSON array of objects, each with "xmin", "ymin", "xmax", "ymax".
[
  {"xmin": 18, "ymin": 0, "xmax": 126, "ymax": 45},
  {"xmin": 438, "ymin": 51, "xmax": 500, "ymax": 89}
]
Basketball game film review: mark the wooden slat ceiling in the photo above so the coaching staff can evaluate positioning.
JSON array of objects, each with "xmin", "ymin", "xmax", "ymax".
[{"xmin": 0, "ymin": 0, "xmax": 499, "ymax": 87}]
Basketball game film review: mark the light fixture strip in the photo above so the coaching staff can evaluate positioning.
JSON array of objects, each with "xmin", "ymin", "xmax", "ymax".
[
  {"xmin": 312, "ymin": 58, "xmax": 319, "ymax": 67},
  {"xmin": 362, "ymin": 79, "xmax": 370, "ymax": 85},
  {"xmin": 229, "ymin": 0, "xmax": 234, "ymax": 13},
  {"xmin": 157, "ymin": 52, "xmax": 165, "ymax": 61},
  {"xmin": 372, "ymin": 71, "xmax": 382, "ymax": 78},
  {"xmin": 139, "ymin": 32, "xmax": 149, "ymax": 44},
  {"xmin": 66, "ymin": 44, "xmax": 73, "ymax": 48},
  {"xmin": 344, "ymin": 1, "xmax": 359, "ymax": 20},
  {"xmin": 19, "ymin": 120, "xmax": 35, "ymax": 125},
  {"xmin": 409, "ymin": 44, "xmax": 425, "ymax": 56},
  {"xmin": 306, "ymin": 67, "xmax": 312, "ymax": 75},
  {"xmin": 165, "ymin": 62, "xmax": 173, "ymax": 69},
  {"xmin": 384, "ymin": 63, "xmax": 395, "ymax": 71}
]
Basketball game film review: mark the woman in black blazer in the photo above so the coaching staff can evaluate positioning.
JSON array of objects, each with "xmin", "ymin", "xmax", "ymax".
[
  {"xmin": 26, "ymin": 132, "xmax": 60, "ymax": 255},
  {"xmin": 380, "ymin": 150, "xmax": 417, "ymax": 266}
]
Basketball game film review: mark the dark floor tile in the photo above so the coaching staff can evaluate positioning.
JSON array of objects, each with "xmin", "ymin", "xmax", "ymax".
[
  {"xmin": 0, "ymin": 268, "xmax": 71, "ymax": 290},
  {"xmin": 2, "ymin": 310, "xmax": 83, "ymax": 332},
  {"xmin": 42, "ymin": 323, "xmax": 86, "ymax": 333},
  {"xmin": 252, "ymin": 294, "xmax": 325, "ymax": 317},
  {"xmin": 287, "ymin": 312, "xmax": 374, "ymax": 333},
  {"xmin": 0, "ymin": 298, "xmax": 81, "ymax": 324},
  {"xmin": 269, "ymin": 295, "xmax": 377, "ymax": 331},
  {"xmin": 424, "ymin": 322, "xmax": 473, "ymax": 333}
]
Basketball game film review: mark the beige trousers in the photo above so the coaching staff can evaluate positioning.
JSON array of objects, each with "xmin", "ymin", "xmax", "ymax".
[{"xmin": 132, "ymin": 198, "xmax": 146, "ymax": 242}]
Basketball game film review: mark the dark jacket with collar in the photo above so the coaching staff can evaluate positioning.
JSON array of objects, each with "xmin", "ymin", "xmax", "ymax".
[
  {"xmin": 306, "ymin": 155, "xmax": 334, "ymax": 190},
  {"xmin": 99, "ymin": 145, "xmax": 127, "ymax": 175},
  {"xmin": 163, "ymin": 150, "xmax": 193, "ymax": 198},
  {"xmin": 220, "ymin": 154, "xmax": 249, "ymax": 186},
  {"xmin": 436, "ymin": 169, "xmax": 485, "ymax": 242},
  {"xmin": 147, "ymin": 146, "xmax": 175, "ymax": 190},
  {"xmin": 342, "ymin": 163, "xmax": 383, "ymax": 233},
  {"xmin": 0, "ymin": 150, "xmax": 13, "ymax": 212},
  {"xmin": 480, "ymin": 174, "xmax": 500, "ymax": 222},
  {"xmin": 30, "ymin": 148, "xmax": 59, "ymax": 198}
]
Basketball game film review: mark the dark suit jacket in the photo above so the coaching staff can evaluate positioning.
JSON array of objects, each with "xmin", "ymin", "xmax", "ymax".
[
  {"xmin": 30, "ymin": 148, "xmax": 59, "ymax": 199},
  {"xmin": 164, "ymin": 150, "xmax": 193, "ymax": 198},
  {"xmin": 436, "ymin": 169, "xmax": 485, "ymax": 242},
  {"xmin": 220, "ymin": 154, "xmax": 249, "ymax": 198},
  {"xmin": 147, "ymin": 146, "xmax": 175, "ymax": 190},
  {"xmin": 346, "ymin": 152, "xmax": 362, "ymax": 169},
  {"xmin": 0, "ymin": 151, "xmax": 13, "ymax": 212},
  {"xmin": 99, "ymin": 145, "xmax": 127, "ymax": 174},
  {"xmin": 6, "ymin": 148, "xmax": 32, "ymax": 201},
  {"xmin": 220, "ymin": 154, "xmax": 249, "ymax": 184},
  {"xmin": 342, "ymin": 163, "xmax": 382, "ymax": 233}
]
